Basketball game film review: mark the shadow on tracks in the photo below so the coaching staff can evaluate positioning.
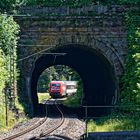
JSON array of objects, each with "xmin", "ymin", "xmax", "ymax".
[{"xmin": 40, "ymin": 134, "xmax": 73, "ymax": 140}]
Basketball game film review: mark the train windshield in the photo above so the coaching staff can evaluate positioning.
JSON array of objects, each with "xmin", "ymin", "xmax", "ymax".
[
  {"xmin": 51, "ymin": 83, "xmax": 60, "ymax": 90},
  {"xmin": 51, "ymin": 83, "xmax": 60, "ymax": 87}
]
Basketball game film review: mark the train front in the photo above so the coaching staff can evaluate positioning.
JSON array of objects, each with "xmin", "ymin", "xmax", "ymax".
[{"xmin": 49, "ymin": 81, "xmax": 66, "ymax": 98}]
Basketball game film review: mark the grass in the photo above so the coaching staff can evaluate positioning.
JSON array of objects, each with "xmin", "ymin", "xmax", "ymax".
[
  {"xmin": 63, "ymin": 82, "xmax": 83, "ymax": 107},
  {"xmin": 88, "ymin": 113, "xmax": 140, "ymax": 132},
  {"xmin": 0, "ymin": 101, "xmax": 27, "ymax": 133},
  {"xmin": 0, "ymin": 110, "xmax": 27, "ymax": 133},
  {"xmin": 37, "ymin": 93, "xmax": 51, "ymax": 103},
  {"xmin": 0, "ymin": 92, "xmax": 50, "ymax": 133},
  {"xmin": 0, "ymin": 93, "xmax": 28, "ymax": 133},
  {"xmin": 63, "ymin": 94, "xmax": 82, "ymax": 107}
]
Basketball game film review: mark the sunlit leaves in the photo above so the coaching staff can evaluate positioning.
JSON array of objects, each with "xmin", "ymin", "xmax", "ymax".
[
  {"xmin": 0, "ymin": 49, "xmax": 8, "ymax": 92},
  {"xmin": 120, "ymin": 11, "xmax": 140, "ymax": 108},
  {"xmin": 0, "ymin": 15, "xmax": 19, "ymax": 54},
  {"xmin": 0, "ymin": 0, "xmax": 25, "ymax": 12},
  {"xmin": 0, "ymin": 14, "xmax": 19, "ymax": 129},
  {"xmin": 0, "ymin": 14, "xmax": 19, "ymax": 95}
]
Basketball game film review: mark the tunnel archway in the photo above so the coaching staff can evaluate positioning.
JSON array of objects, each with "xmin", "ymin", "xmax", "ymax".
[
  {"xmin": 31, "ymin": 44, "xmax": 118, "ymax": 115},
  {"xmin": 37, "ymin": 64, "xmax": 83, "ymax": 105}
]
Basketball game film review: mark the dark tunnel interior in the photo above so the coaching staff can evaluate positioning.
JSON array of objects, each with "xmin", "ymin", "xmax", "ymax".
[{"xmin": 31, "ymin": 44, "xmax": 117, "ymax": 116}]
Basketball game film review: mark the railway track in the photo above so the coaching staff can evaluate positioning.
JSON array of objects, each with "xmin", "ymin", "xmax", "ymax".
[
  {"xmin": 35, "ymin": 100, "xmax": 65, "ymax": 139},
  {"xmin": 2, "ymin": 99, "xmax": 65, "ymax": 140}
]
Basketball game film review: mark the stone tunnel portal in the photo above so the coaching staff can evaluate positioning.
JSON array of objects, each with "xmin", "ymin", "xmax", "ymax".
[{"xmin": 31, "ymin": 44, "xmax": 118, "ymax": 115}]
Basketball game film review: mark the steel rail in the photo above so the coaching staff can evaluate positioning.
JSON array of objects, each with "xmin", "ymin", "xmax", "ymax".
[
  {"xmin": 35, "ymin": 100, "xmax": 65, "ymax": 139},
  {"xmin": 2, "ymin": 100, "xmax": 50, "ymax": 140},
  {"xmin": 2, "ymin": 99, "xmax": 64, "ymax": 140}
]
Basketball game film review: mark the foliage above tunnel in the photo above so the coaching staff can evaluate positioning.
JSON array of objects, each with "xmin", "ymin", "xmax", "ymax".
[
  {"xmin": 120, "ymin": 10, "xmax": 140, "ymax": 109},
  {"xmin": 0, "ymin": 0, "xmax": 140, "ymax": 12},
  {"xmin": 25, "ymin": 0, "xmax": 140, "ymax": 6}
]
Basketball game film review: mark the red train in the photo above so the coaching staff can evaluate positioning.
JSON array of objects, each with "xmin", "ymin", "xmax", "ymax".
[{"xmin": 49, "ymin": 81, "xmax": 77, "ymax": 98}]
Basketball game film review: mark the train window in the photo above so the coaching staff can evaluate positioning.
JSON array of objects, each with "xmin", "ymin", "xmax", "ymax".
[
  {"xmin": 51, "ymin": 84, "xmax": 60, "ymax": 87},
  {"xmin": 67, "ymin": 85, "xmax": 76, "ymax": 89}
]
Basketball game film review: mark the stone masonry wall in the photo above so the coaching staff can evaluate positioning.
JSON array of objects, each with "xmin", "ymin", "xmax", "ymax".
[{"xmin": 15, "ymin": 5, "xmax": 137, "ymax": 114}]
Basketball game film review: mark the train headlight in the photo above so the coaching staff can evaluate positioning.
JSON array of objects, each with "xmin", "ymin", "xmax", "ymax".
[{"xmin": 62, "ymin": 86, "xmax": 66, "ymax": 90}]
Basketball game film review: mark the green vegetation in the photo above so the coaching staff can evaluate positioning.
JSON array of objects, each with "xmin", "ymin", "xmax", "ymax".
[
  {"xmin": 0, "ymin": 14, "xmax": 26, "ymax": 132},
  {"xmin": 88, "ymin": 106, "xmax": 140, "ymax": 132},
  {"xmin": 0, "ymin": 0, "xmax": 140, "ymax": 13},
  {"xmin": 88, "ymin": 115, "xmax": 140, "ymax": 132},
  {"xmin": 0, "ymin": 105, "xmax": 27, "ymax": 132},
  {"xmin": 63, "ymin": 81, "xmax": 83, "ymax": 107},
  {"xmin": 0, "ymin": 48, "xmax": 8, "ymax": 131},
  {"xmin": 120, "ymin": 10, "xmax": 140, "ymax": 109},
  {"xmin": 37, "ymin": 70, "xmax": 50, "ymax": 93},
  {"xmin": 16, "ymin": 0, "xmax": 140, "ymax": 7},
  {"xmin": 37, "ymin": 93, "xmax": 51, "ymax": 103}
]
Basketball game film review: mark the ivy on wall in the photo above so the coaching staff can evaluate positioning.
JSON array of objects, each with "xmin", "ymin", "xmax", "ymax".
[{"xmin": 120, "ymin": 10, "xmax": 140, "ymax": 109}]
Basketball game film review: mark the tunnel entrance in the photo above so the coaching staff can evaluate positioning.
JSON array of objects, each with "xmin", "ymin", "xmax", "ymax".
[
  {"xmin": 31, "ymin": 44, "xmax": 118, "ymax": 115},
  {"xmin": 37, "ymin": 65, "xmax": 84, "ymax": 107}
]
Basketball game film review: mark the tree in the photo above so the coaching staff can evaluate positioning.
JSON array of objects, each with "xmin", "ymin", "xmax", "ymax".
[{"xmin": 37, "ymin": 65, "xmax": 81, "ymax": 92}]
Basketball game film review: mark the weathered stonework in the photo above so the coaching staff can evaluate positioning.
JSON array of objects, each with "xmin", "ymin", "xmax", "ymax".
[{"xmin": 15, "ymin": 5, "xmax": 137, "ymax": 114}]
